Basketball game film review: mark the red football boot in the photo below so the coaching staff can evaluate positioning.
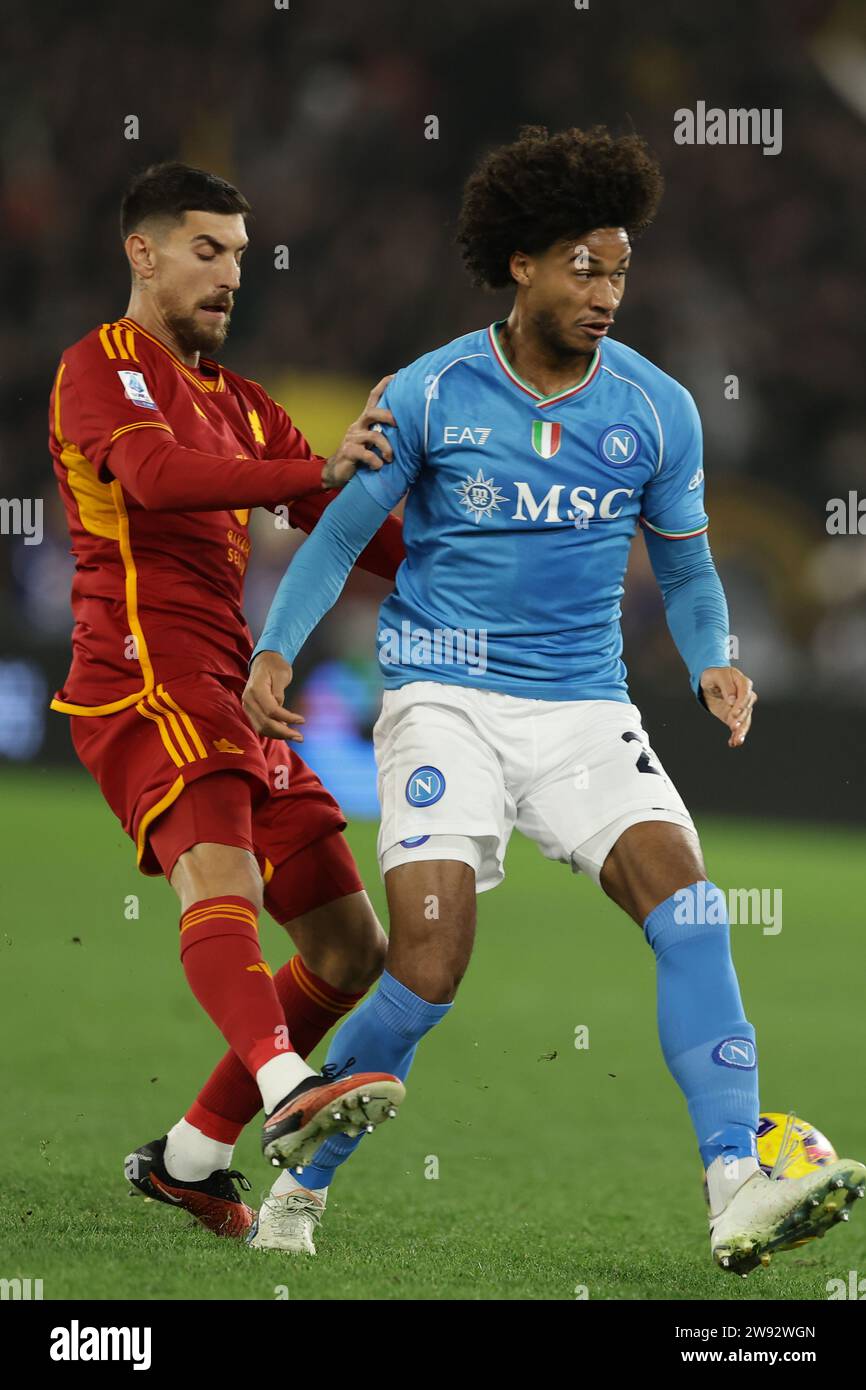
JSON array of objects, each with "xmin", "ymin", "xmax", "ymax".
[
  {"xmin": 261, "ymin": 1058, "xmax": 405, "ymax": 1168},
  {"xmin": 124, "ymin": 1136, "xmax": 254, "ymax": 1238}
]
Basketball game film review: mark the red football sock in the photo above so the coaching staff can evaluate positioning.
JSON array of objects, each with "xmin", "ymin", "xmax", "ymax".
[
  {"xmin": 185, "ymin": 955, "xmax": 365, "ymax": 1144},
  {"xmin": 179, "ymin": 897, "xmax": 291, "ymax": 1081}
]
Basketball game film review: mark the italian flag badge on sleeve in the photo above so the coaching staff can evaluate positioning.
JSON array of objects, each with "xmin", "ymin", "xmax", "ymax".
[{"xmin": 531, "ymin": 420, "xmax": 562, "ymax": 458}]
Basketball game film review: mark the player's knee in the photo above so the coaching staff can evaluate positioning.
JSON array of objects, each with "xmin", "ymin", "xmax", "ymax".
[
  {"xmin": 313, "ymin": 922, "xmax": 387, "ymax": 994},
  {"xmin": 171, "ymin": 843, "xmax": 264, "ymax": 915},
  {"xmin": 392, "ymin": 953, "xmax": 467, "ymax": 1005}
]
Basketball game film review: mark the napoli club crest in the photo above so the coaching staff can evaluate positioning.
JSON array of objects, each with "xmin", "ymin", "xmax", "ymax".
[
  {"xmin": 405, "ymin": 766, "xmax": 446, "ymax": 807},
  {"xmin": 598, "ymin": 424, "xmax": 640, "ymax": 465},
  {"xmin": 600, "ymin": 422, "xmax": 639, "ymax": 467}
]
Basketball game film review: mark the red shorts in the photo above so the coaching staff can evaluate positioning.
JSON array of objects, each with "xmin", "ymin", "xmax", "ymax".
[{"xmin": 69, "ymin": 671, "xmax": 356, "ymax": 905}]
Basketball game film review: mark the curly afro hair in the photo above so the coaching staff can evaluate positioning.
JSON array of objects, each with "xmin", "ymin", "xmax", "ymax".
[{"xmin": 456, "ymin": 125, "xmax": 663, "ymax": 290}]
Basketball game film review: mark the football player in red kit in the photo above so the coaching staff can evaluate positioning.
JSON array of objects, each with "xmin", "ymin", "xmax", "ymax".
[{"xmin": 49, "ymin": 162, "xmax": 405, "ymax": 1239}]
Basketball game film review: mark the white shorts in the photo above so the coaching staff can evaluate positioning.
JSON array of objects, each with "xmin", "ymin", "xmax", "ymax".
[{"xmin": 373, "ymin": 681, "xmax": 697, "ymax": 893}]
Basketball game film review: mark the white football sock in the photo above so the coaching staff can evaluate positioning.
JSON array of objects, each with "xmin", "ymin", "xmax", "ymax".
[
  {"xmin": 706, "ymin": 1153, "xmax": 760, "ymax": 1218},
  {"xmin": 163, "ymin": 1118, "xmax": 234, "ymax": 1182},
  {"xmin": 270, "ymin": 1167, "xmax": 329, "ymax": 1201},
  {"xmin": 256, "ymin": 1053, "xmax": 317, "ymax": 1114}
]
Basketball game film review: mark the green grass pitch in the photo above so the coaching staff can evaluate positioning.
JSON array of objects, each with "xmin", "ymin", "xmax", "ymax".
[{"xmin": 1, "ymin": 769, "xmax": 863, "ymax": 1301}]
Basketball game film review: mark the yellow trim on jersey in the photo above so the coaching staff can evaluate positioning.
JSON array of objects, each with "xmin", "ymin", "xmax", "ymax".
[
  {"xmin": 113, "ymin": 479, "xmax": 155, "ymax": 688},
  {"xmin": 51, "ymin": 363, "xmax": 160, "ymax": 716},
  {"xmin": 58, "ymin": 443, "xmax": 121, "ymax": 540},
  {"xmin": 112, "ymin": 324, "xmax": 130, "ymax": 359},
  {"xmin": 98, "ymin": 320, "xmax": 142, "ymax": 364},
  {"xmin": 53, "ymin": 364, "xmax": 120, "ymax": 541},
  {"xmin": 135, "ymin": 776, "xmax": 185, "ymax": 867},
  {"xmin": 118, "ymin": 317, "xmax": 226, "ymax": 394},
  {"xmin": 248, "ymin": 409, "xmax": 265, "ymax": 444},
  {"xmin": 109, "ymin": 420, "xmax": 175, "ymax": 445},
  {"xmin": 98, "ymin": 325, "xmax": 117, "ymax": 359},
  {"xmin": 50, "ymin": 483, "xmax": 157, "ymax": 716}
]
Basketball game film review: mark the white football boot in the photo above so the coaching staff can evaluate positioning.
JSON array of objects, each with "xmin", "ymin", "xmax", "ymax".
[
  {"xmin": 707, "ymin": 1151, "xmax": 866, "ymax": 1276},
  {"xmin": 247, "ymin": 1170, "xmax": 328, "ymax": 1255}
]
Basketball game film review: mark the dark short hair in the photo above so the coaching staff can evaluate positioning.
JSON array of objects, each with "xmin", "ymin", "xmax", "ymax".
[
  {"xmin": 457, "ymin": 125, "xmax": 663, "ymax": 289},
  {"xmin": 120, "ymin": 161, "xmax": 251, "ymax": 240}
]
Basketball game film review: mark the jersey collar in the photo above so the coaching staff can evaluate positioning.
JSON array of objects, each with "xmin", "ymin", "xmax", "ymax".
[
  {"xmin": 119, "ymin": 317, "xmax": 225, "ymax": 394},
  {"xmin": 487, "ymin": 320, "xmax": 601, "ymax": 408}
]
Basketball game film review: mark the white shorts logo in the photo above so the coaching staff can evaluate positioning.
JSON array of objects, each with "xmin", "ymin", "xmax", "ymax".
[{"xmin": 117, "ymin": 370, "xmax": 158, "ymax": 410}]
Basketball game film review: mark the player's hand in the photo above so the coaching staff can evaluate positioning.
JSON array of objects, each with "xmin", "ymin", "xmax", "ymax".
[
  {"xmin": 242, "ymin": 650, "xmax": 305, "ymax": 742},
  {"xmin": 699, "ymin": 666, "xmax": 757, "ymax": 748},
  {"xmin": 321, "ymin": 375, "xmax": 396, "ymax": 489}
]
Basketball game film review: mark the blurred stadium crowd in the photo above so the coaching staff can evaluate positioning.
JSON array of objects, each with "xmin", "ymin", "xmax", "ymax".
[{"xmin": 1, "ymin": 0, "xmax": 865, "ymax": 779}]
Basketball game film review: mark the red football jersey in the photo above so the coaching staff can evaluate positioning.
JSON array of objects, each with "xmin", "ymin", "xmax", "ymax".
[{"xmin": 49, "ymin": 315, "xmax": 403, "ymax": 715}]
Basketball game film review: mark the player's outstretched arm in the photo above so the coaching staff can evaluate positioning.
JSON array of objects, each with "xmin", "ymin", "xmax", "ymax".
[
  {"xmin": 103, "ymin": 376, "xmax": 395, "ymax": 513},
  {"xmin": 260, "ymin": 372, "xmax": 404, "ymax": 577},
  {"xmin": 283, "ymin": 491, "xmax": 405, "ymax": 581},
  {"xmin": 643, "ymin": 527, "xmax": 757, "ymax": 748},
  {"xmin": 107, "ymin": 428, "xmax": 329, "ymax": 511},
  {"xmin": 242, "ymin": 478, "xmax": 393, "ymax": 738}
]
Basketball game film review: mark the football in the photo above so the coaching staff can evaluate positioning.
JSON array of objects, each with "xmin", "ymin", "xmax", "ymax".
[
  {"xmin": 756, "ymin": 1112, "xmax": 837, "ymax": 1180},
  {"xmin": 702, "ymin": 1112, "xmax": 838, "ymax": 1223}
]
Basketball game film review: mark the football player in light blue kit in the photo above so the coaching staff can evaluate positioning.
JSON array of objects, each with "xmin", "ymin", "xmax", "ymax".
[{"xmin": 243, "ymin": 127, "xmax": 865, "ymax": 1268}]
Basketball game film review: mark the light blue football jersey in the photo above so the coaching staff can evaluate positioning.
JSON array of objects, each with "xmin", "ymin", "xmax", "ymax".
[{"xmin": 354, "ymin": 320, "xmax": 709, "ymax": 702}]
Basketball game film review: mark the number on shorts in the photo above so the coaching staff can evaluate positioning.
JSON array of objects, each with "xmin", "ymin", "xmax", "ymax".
[{"xmin": 621, "ymin": 730, "xmax": 661, "ymax": 776}]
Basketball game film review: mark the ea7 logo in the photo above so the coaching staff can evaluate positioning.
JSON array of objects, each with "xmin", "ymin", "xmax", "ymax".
[{"xmin": 443, "ymin": 426, "xmax": 492, "ymax": 446}]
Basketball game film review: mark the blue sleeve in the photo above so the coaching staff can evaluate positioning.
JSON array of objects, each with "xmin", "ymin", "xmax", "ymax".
[
  {"xmin": 643, "ymin": 528, "xmax": 730, "ymax": 706},
  {"xmin": 640, "ymin": 387, "xmax": 709, "ymax": 541},
  {"xmin": 252, "ymin": 478, "xmax": 391, "ymax": 665},
  {"xmin": 353, "ymin": 364, "xmax": 426, "ymax": 511}
]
